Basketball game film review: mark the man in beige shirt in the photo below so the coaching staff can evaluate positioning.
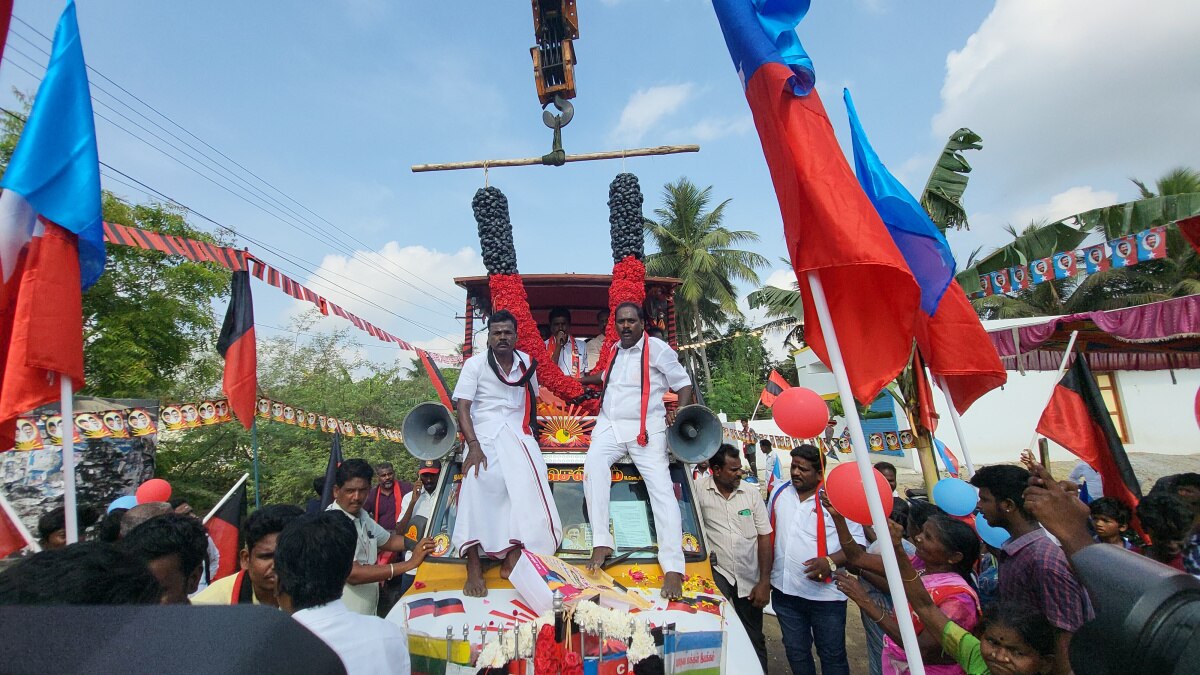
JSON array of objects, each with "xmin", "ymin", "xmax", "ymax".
[{"xmin": 695, "ymin": 443, "xmax": 772, "ymax": 671}]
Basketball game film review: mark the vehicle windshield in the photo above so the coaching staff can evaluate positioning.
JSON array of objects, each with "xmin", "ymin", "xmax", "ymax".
[{"xmin": 424, "ymin": 461, "xmax": 706, "ymax": 564}]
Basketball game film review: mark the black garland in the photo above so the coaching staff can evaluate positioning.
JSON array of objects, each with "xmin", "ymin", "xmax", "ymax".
[
  {"xmin": 608, "ymin": 173, "xmax": 645, "ymax": 262},
  {"xmin": 472, "ymin": 186, "xmax": 519, "ymax": 275}
]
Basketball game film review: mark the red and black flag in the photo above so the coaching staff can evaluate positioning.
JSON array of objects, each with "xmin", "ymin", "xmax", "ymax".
[
  {"xmin": 418, "ymin": 349, "xmax": 453, "ymax": 410},
  {"xmin": 320, "ymin": 432, "xmax": 344, "ymax": 511},
  {"xmin": 1037, "ymin": 355, "xmax": 1142, "ymax": 513},
  {"xmin": 217, "ymin": 271, "xmax": 257, "ymax": 429},
  {"xmin": 204, "ymin": 477, "xmax": 248, "ymax": 582},
  {"xmin": 759, "ymin": 370, "xmax": 791, "ymax": 408},
  {"xmin": 1178, "ymin": 214, "xmax": 1200, "ymax": 256}
]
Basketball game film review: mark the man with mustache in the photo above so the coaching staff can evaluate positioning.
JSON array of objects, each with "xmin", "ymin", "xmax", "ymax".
[
  {"xmin": 192, "ymin": 504, "xmax": 304, "ymax": 606},
  {"xmin": 580, "ymin": 302, "xmax": 694, "ymax": 599},
  {"xmin": 453, "ymin": 310, "xmax": 562, "ymax": 597}
]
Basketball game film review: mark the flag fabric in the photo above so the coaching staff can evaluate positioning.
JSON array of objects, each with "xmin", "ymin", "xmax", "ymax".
[
  {"xmin": 765, "ymin": 449, "xmax": 784, "ymax": 494},
  {"xmin": 1136, "ymin": 226, "xmax": 1166, "ymax": 262},
  {"xmin": 711, "ymin": 0, "xmax": 921, "ymax": 405},
  {"xmin": 417, "ymin": 349, "xmax": 453, "ymax": 410},
  {"xmin": 913, "ymin": 354, "xmax": 938, "ymax": 433},
  {"xmin": 0, "ymin": 487, "xmax": 36, "ymax": 557},
  {"xmin": 1053, "ymin": 251, "xmax": 1077, "ymax": 279},
  {"xmin": 1009, "ymin": 265, "xmax": 1029, "ymax": 290},
  {"xmin": 408, "ymin": 633, "xmax": 474, "ymax": 675},
  {"xmin": 0, "ymin": 2, "xmax": 12, "ymax": 68},
  {"xmin": 1036, "ymin": 355, "xmax": 1142, "ymax": 515},
  {"xmin": 1179, "ymin": 215, "xmax": 1200, "ymax": 255},
  {"xmin": 759, "ymin": 369, "xmax": 791, "ymax": 408},
  {"xmin": 1082, "ymin": 244, "xmax": 1109, "ymax": 274},
  {"xmin": 914, "ymin": 281, "xmax": 1007, "ymax": 415},
  {"xmin": 990, "ymin": 269, "xmax": 1011, "ymax": 294},
  {"xmin": 1109, "ymin": 236, "xmax": 1137, "ymax": 268},
  {"xmin": 933, "ymin": 438, "xmax": 960, "ymax": 478},
  {"xmin": 0, "ymin": 0, "xmax": 101, "ymax": 448},
  {"xmin": 320, "ymin": 432, "xmax": 344, "ymax": 510},
  {"xmin": 205, "ymin": 479, "xmax": 247, "ymax": 582},
  {"xmin": 1029, "ymin": 257, "xmax": 1053, "ymax": 284},
  {"xmin": 843, "ymin": 89, "xmax": 955, "ymax": 315},
  {"xmin": 216, "ymin": 271, "xmax": 257, "ymax": 430}
]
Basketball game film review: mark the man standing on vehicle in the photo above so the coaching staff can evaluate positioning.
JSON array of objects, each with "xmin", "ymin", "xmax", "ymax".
[
  {"xmin": 546, "ymin": 307, "xmax": 589, "ymax": 377},
  {"xmin": 695, "ymin": 444, "xmax": 772, "ymax": 671},
  {"xmin": 454, "ymin": 310, "xmax": 563, "ymax": 597},
  {"xmin": 585, "ymin": 308, "xmax": 609, "ymax": 371},
  {"xmin": 581, "ymin": 302, "xmax": 694, "ymax": 599}
]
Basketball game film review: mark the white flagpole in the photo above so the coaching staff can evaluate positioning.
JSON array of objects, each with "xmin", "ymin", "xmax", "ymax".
[
  {"xmin": 60, "ymin": 375, "xmax": 78, "ymax": 544},
  {"xmin": 935, "ymin": 374, "xmax": 976, "ymax": 478},
  {"xmin": 1025, "ymin": 330, "xmax": 1080, "ymax": 454},
  {"xmin": 202, "ymin": 473, "xmax": 250, "ymax": 525},
  {"xmin": 0, "ymin": 487, "xmax": 40, "ymax": 553},
  {"xmin": 806, "ymin": 271, "xmax": 926, "ymax": 675}
]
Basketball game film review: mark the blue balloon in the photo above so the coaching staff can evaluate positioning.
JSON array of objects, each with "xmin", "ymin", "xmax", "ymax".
[
  {"xmin": 932, "ymin": 477, "xmax": 977, "ymax": 517},
  {"xmin": 108, "ymin": 495, "xmax": 138, "ymax": 513},
  {"xmin": 975, "ymin": 512, "xmax": 1011, "ymax": 549}
]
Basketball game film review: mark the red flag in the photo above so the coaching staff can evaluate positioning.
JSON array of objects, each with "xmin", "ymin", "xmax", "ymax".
[
  {"xmin": 0, "ymin": 489, "xmax": 35, "ymax": 558},
  {"xmin": 0, "ymin": 220, "xmax": 85, "ymax": 446},
  {"xmin": 204, "ymin": 479, "xmax": 247, "ymax": 582},
  {"xmin": 1177, "ymin": 215, "xmax": 1200, "ymax": 255},
  {"xmin": 915, "ymin": 282, "xmax": 1007, "ymax": 414},
  {"xmin": 217, "ymin": 271, "xmax": 256, "ymax": 429},
  {"xmin": 912, "ymin": 352, "xmax": 938, "ymax": 433},
  {"xmin": 417, "ymin": 349, "xmax": 453, "ymax": 410},
  {"xmin": 1037, "ymin": 355, "xmax": 1141, "ymax": 514},
  {"xmin": 759, "ymin": 369, "xmax": 791, "ymax": 408}
]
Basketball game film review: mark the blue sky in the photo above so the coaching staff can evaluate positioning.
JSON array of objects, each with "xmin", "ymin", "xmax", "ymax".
[{"xmin": 4, "ymin": 0, "xmax": 1198, "ymax": 367}]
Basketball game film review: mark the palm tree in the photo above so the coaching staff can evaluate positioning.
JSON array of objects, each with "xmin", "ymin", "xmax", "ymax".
[
  {"xmin": 644, "ymin": 178, "xmax": 768, "ymax": 390},
  {"xmin": 746, "ymin": 257, "xmax": 805, "ymax": 350},
  {"xmin": 1131, "ymin": 166, "xmax": 1200, "ymax": 199}
]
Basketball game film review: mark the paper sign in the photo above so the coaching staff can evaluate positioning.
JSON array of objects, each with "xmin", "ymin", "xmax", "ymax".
[{"xmin": 610, "ymin": 501, "xmax": 653, "ymax": 549}]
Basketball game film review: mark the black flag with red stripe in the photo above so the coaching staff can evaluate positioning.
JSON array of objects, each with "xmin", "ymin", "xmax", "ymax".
[
  {"xmin": 1037, "ymin": 355, "xmax": 1142, "ymax": 513},
  {"xmin": 217, "ymin": 271, "xmax": 257, "ymax": 429},
  {"xmin": 205, "ymin": 479, "xmax": 247, "ymax": 582},
  {"xmin": 320, "ymin": 432, "xmax": 344, "ymax": 511},
  {"xmin": 418, "ymin": 350, "xmax": 453, "ymax": 410},
  {"xmin": 759, "ymin": 369, "xmax": 792, "ymax": 408}
]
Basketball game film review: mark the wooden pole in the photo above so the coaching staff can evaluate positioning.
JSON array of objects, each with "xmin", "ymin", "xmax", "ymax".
[{"xmin": 411, "ymin": 144, "xmax": 700, "ymax": 173}]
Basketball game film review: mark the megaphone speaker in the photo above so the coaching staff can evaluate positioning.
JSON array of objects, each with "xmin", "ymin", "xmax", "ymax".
[
  {"xmin": 402, "ymin": 402, "xmax": 458, "ymax": 461},
  {"xmin": 667, "ymin": 405, "xmax": 722, "ymax": 464}
]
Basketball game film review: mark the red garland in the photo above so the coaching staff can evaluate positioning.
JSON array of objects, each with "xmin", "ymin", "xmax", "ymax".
[
  {"xmin": 534, "ymin": 624, "xmax": 561, "ymax": 675},
  {"xmin": 489, "ymin": 273, "xmax": 588, "ymax": 405},
  {"xmin": 588, "ymin": 255, "xmax": 647, "ymax": 375}
]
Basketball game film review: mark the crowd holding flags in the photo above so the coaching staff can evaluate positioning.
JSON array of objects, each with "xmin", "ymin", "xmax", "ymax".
[{"xmin": 202, "ymin": 474, "xmax": 249, "ymax": 582}]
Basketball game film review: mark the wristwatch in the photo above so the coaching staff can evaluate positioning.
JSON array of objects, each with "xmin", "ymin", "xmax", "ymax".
[{"xmin": 825, "ymin": 556, "xmax": 837, "ymax": 573}]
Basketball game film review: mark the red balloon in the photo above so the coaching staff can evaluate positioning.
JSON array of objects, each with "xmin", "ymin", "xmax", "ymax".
[
  {"xmin": 136, "ymin": 478, "xmax": 172, "ymax": 504},
  {"xmin": 773, "ymin": 387, "xmax": 829, "ymax": 439},
  {"xmin": 823, "ymin": 462, "xmax": 893, "ymax": 526}
]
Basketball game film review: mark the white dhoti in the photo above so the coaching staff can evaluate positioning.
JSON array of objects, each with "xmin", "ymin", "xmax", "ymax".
[
  {"xmin": 452, "ymin": 423, "xmax": 562, "ymax": 558},
  {"xmin": 583, "ymin": 425, "xmax": 685, "ymax": 574}
]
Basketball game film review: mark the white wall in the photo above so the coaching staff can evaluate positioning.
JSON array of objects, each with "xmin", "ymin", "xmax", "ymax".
[{"xmin": 935, "ymin": 368, "xmax": 1200, "ymax": 465}]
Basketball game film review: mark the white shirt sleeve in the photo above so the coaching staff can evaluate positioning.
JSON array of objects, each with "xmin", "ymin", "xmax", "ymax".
[
  {"xmin": 652, "ymin": 338, "xmax": 693, "ymax": 391},
  {"xmin": 452, "ymin": 355, "xmax": 481, "ymax": 402}
]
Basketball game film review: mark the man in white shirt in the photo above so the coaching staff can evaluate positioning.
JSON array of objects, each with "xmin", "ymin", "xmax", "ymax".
[
  {"xmin": 580, "ymin": 302, "xmax": 694, "ymax": 599},
  {"xmin": 392, "ymin": 460, "xmax": 440, "ymax": 594},
  {"xmin": 546, "ymin": 306, "xmax": 589, "ymax": 377},
  {"xmin": 584, "ymin": 308, "xmax": 609, "ymax": 371},
  {"xmin": 453, "ymin": 310, "xmax": 563, "ymax": 597},
  {"xmin": 276, "ymin": 511, "xmax": 411, "ymax": 675},
  {"xmin": 695, "ymin": 444, "xmax": 772, "ymax": 671},
  {"xmin": 328, "ymin": 459, "xmax": 434, "ymax": 615},
  {"xmin": 766, "ymin": 443, "xmax": 864, "ymax": 675}
]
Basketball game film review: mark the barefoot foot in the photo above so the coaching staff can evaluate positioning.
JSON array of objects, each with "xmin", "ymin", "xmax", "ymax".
[
  {"xmin": 499, "ymin": 548, "xmax": 522, "ymax": 580},
  {"xmin": 586, "ymin": 546, "xmax": 613, "ymax": 573},
  {"xmin": 661, "ymin": 571, "xmax": 684, "ymax": 600},
  {"xmin": 464, "ymin": 549, "xmax": 488, "ymax": 597}
]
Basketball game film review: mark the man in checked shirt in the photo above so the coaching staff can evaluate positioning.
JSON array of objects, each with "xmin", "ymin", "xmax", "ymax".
[{"xmin": 695, "ymin": 443, "xmax": 772, "ymax": 671}]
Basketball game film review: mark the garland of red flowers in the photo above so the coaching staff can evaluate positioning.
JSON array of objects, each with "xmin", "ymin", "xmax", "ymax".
[
  {"xmin": 489, "ymin": 273, "xmax": 593, "ymax": 409},
  {"xmin": 588, "ymin": 255, "xmax": 647, "ymax": 375}
]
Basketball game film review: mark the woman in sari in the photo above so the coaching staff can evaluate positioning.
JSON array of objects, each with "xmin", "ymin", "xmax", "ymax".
[{"xmin": 828, "ymin": 498, "xmax": 981, "ymax": 674}]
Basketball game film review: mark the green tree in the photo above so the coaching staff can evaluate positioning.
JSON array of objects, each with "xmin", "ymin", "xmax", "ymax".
[
  {"xmin": 920, "ymin": 128, "xmax": 983, "ymax": 232},
  {"xmin": 1131, "ymin": 166, "xmax": 1200, "ymax": 199},
  {"xmin": 644, "ymin": 178, "xmax": 768, "ymax": 390},
  {"xmin": 704, "ymin": 320, "xmax": 770, "ymax": 420}
]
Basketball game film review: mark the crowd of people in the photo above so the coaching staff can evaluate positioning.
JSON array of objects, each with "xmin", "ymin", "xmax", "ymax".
[{"xmin": 692, "ymin": 438, "xmax": 1200, "ymax": 675}]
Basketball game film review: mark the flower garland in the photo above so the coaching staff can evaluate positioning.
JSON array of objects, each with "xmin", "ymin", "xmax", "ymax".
[{"xmin": 588, "ymin": 255, "xmax": 647, "ymax": 375}]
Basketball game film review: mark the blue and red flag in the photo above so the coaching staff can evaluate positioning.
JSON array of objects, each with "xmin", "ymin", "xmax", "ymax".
[
  {"xmin": 933, "ymin": 438, "xmax": 961, "ymax": 478},
  {"xmin": 1053, "ymin": 251, "xmax": 1078, "ymax": 279},
  {"xmin": 0, "ymin": 0, "xmax": 101, "ymax": 445},
  {"xmin": 711, "ymin": 0, "xmax": 920, "ymax": 405}
]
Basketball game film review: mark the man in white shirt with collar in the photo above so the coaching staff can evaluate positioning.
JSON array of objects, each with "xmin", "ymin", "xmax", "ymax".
[
  {"xmin": 546, "ymin": 306, "xmax": 589, "ymax": 377},
  {"xmin": 453, "ymin": 310, "xmax": 562, "ymax": 597},
  {"xmin": 327, "ymin": 458, "xmax": 434, "ymax": 615},
  {"xmin": 276, "ymin": 511, "xmax": 411, "ymax": 675},
  {"xmin": 766, "ymin": 443, "xmax": 865, "ymax": 675},
  {"xmin": 580, "ymin": 302, "xmax": 693, "ymax": 599},
  {"xmin": 584, "ymin": 308, "xmax": 609, "ymax": 371}
]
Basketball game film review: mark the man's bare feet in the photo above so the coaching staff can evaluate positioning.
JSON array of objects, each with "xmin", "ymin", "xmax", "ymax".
[
  {"xmin": 499, "ymin": 548, "xmax": 522, "ymax": 580},
  {"xmin": 586, "ymin": 546, "xmax": 613, "ymax": 573},
  {"xmin": 661, "ymin": 571, "xmax": 684, "ymax": 599},
  {"xmin": 464, "ymin": 548, "xmax": 488, "ymax": 597}
]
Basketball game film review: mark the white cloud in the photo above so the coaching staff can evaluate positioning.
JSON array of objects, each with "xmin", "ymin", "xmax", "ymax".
[
  {"xmin": 1009, "ymin": 186, "xmax": 1119, "ymax": 227},
  {"xmin": 764, "ymin": 268, "xmax": 798, "ymax": 290},
  {"xmin": 932, "ymin": 0, "xmax": 1200, "ymax": 196},
  {"xmin": 609, "ymin": 83, "xmax": 695, "ymax": 146},
  {"xmin": 674, "ymin": 115, "xmax": 754, "ymax": 143}
]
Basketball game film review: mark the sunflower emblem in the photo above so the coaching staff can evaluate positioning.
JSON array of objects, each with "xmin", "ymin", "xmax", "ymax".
[{"xmin": 538, "ymin": 406, "xmax": 594, "ymax": 447}]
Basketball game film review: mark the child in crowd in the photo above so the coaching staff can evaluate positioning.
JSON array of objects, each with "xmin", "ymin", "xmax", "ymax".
[
  {"xmin": 1088, "ymin": 497, "xmax": 1132, "ymax": 549},
  {"xmin": 1136, "ymin": 493, "xmax": 1193, "ymax": 572}
]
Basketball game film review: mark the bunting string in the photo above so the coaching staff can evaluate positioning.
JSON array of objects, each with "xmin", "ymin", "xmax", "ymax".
[{"xmin": 102, "ymin": 221, "xmax": 460, "ymax": 366}]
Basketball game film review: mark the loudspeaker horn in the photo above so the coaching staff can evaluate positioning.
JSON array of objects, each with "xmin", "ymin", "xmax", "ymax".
[
  {"xmin": 667, "ymin": 404, "xmax": 722, "ymax": 464},
  {"xmin": 402, "ymin": 402, "xmax": 458, "ymax": 460}
]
